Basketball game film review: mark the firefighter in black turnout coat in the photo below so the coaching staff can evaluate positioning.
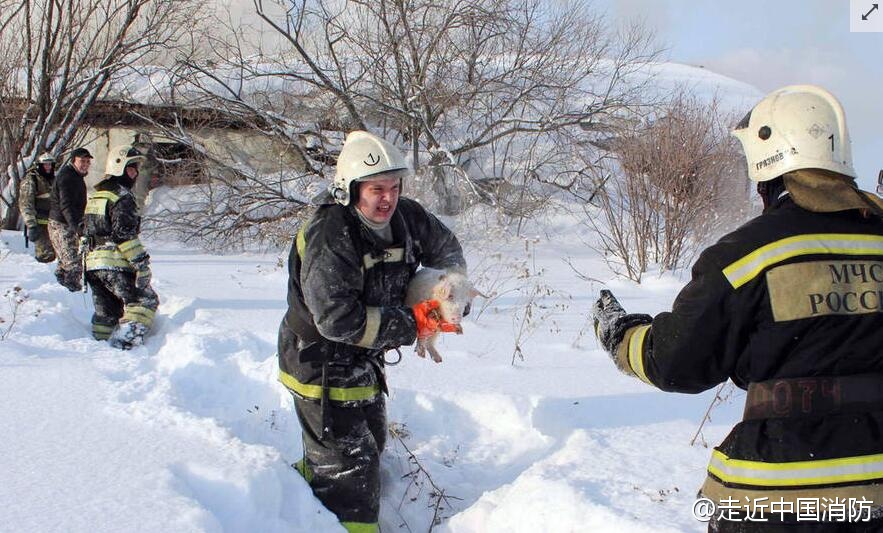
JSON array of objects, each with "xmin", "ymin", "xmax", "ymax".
[
  {"xmin": 83, "ymin": 145, "xmax": 158, "ymax": 349},
  {"xmin": 593, "ymin": 85, "xmax": 883, "ymax": 531},
  {"xmin": 278, "ymin": 131, "xmax": 466, "ymax": 533}
]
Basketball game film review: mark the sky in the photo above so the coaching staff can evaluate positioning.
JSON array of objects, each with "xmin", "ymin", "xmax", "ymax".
[{"xmin": 600, "ymin": 0, "xmax": 883, "ymax": 191}]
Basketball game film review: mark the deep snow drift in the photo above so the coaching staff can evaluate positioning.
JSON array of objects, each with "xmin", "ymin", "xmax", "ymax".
[{"xmin": 0, "ymin": 213, "xmax": 743, "ymax": 532}]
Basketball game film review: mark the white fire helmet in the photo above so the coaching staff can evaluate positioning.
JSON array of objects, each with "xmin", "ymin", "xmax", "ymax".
[
  {"xmin": 331, "ymin": 130, "xmax": 409, "ymax": 206},
  {"xmin": 36, "ymin": 153, "xmax": 56, "ymax": 165},
  {"xmin": 105, "ymin": 145, "xmax": 145, "ymax": 177},
  {"xmin": 732, "ymin": 85, "xmax": 856, "ymax": 182}
]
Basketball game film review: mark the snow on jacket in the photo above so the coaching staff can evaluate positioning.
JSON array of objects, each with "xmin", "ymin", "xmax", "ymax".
[
  {"xmin": 278, "ymin": 197, "xmax": 466, "ymax": 404},
  {"xmin": 82, "ymin": 176, "xmax": 146, "ymax": 272},
  {"xmin": 613, "ymin": 195, "xmax": 883, "ymax": 516}
]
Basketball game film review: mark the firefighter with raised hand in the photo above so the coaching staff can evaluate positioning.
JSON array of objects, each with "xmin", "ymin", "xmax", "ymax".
[
  {"xmin": 593, "ymin": 85, "xmax": 883, "ymax": 531},
  {"xmin": 278, "ymin": 131, "xmax": 466, "ymax": 533},
  {"xmin": 19, "ymin": 153, "xmax": 58, "ymax": 263},
  {"xmin": 82, "ymin": 145, "xmax": 158, "ymax": 349}
]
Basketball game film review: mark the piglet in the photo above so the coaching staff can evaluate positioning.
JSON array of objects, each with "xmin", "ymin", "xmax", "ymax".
[{"xmin": 405, "ymin": 268, "xmax": 483, "ymax": 363}]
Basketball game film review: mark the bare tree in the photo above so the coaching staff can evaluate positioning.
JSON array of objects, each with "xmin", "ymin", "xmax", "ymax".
[
  {"xmin": 329, "ymin": 0, "xmax": 659, "ymax": 215},
  {"xmin": 589, "ymin": 92, "xmax": 748, "ymax": 281},
  {"xmin": 0, "ymin": 0, "xmax": 200, "ymax": 228},
  {"xmin": 166, "ymin": 0, "xmax": 657, "ymax": 226},
  {"xmin": 136, "ymin": 112, "xmax": 319, "ymax": 250}
]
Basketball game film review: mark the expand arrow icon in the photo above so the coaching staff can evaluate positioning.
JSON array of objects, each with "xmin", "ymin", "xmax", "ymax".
[{"xmin": 862, "ymin": 3, "xmax": 879, "ymax": 20}]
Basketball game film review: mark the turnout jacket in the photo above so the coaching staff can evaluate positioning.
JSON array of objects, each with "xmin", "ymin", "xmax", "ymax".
[
  {"xmin": 614, "ymin": 195, "xmax": 883, "ymax": 514},
  {"xmin": 18, "ymin": 167, "xmax": 54, "ymax": 227},
  {"xmin": 82, "ymin": 177, "xmax": 147, "ymax": 272},
  {"xmin": 49, "ymin": 163, "xmax": 87, "ymax": 231},
  {"xmin": 278, "ymin": 197, "xmax": 465, "ymax": 405}
]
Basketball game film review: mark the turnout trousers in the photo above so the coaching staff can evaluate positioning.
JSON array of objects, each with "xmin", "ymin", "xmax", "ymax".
[
  {"xmin": 293, "ymin": 392, "xmax": 386, "ymax": 532},
  {"xmin": 31, "ymin": 222, "xmax": 56, "ymax": 263},
  {"xmin": 85, "ymin": 269, "xmax": 159, "ymax": 343}
]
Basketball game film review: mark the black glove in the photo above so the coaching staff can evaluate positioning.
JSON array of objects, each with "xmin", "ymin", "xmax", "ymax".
[
  {"xmin": 27, "ymin": 224, "xmax": 41, "ymax": 242},
  {"xmin": 592, "ymin": 289, "xmax": 652, "ymax": 355}
]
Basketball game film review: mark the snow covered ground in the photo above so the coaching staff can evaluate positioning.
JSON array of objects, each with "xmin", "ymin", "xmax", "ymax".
[{"xmin": 0, "ymin": 215, "xmax": 745, "ymax": 533}]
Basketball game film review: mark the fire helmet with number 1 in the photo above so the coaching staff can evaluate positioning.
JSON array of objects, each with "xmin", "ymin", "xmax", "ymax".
[
  {"xmin": 331, "ymin": 130, "xmax": 409, "ymax": 206},
  {"xmin": 732, "ymin": 84, "xmax": 856, "ymax": 182}
]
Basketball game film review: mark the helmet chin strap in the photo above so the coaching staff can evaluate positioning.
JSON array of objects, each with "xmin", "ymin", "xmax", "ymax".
[{"xmin": 757, "ymin": 177, "xmax": 787, "ymax": 211}]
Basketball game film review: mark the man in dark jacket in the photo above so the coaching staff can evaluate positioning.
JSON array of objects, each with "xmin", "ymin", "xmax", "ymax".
[
  {"xmin": 278, "ymin": 131, "xmax": 466, "ymax": 533},
  {"xmin": 82, "ymin": 145, "xmax": 158, "ymax": 349},
  {"xmin": 18, "ymin": 153, "xmax": 57, "ymax": 263},
  {"xmin": 49, "ymin": 147, "xmax": 92, "ymax": 291},
  {"xmin": 593, "ymin": 85, "xmax": 883, "ymax": 531}
]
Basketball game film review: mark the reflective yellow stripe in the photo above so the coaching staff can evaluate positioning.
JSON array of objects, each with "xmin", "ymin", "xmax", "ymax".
[
  {"xmin": 296, "ymin": 225, "xmax": 307, "ymax": 259},
  {"xmin": 84, "ymin": 191, "xmax": 121, "ymax": 216},
  {"xmin": 294, "ymin": 458, "xmax": 313, "ymax": 484},
  {"xmin": 91, "ymin": 191, "xmax": 121, "ymax": 202},
  {"xmin": 363, "ymin": 248, "xmax": 405, "ymax": 270},
  {"xmin": 85, "ymin": 197, "xmax": 109, "ymax": 216},
  {"xmin": 722, "ymin": 233, "xmax": 883, "ymax": 289},
  {"xmin": 122, "ymin": 305, "xmax": 155, "ymax": 327},
  {"xmin": 36, "ymin": 218, "xmax": 49, "ymax": 224},
  {"xmin": 85, "ymin": 249, "xmax": 133, "ymax": 270},
  {"xmin": 708, "ymin": 449, "xmax": 883, "ymax": 487},
  {"xmin": 118, "ymin": 238, "xmax": 145, "ymax": 261},
  {"xmin": 341, "ymin": 522, "xmax": 378, "ymax": 533},
  {"xmin": 92, "ymin": 323, "xmax": 114, "ymax": 340},
  {"xmin": 626, "ymin": 325, "xmax": 653, "ymax": 385},
  {"xmin": 279, "ymin": 370, "xmax": 380, "ymax": 402},
  {"xmin": 355, "ymin": 307, "xmax": 381, "ymax": 348}
]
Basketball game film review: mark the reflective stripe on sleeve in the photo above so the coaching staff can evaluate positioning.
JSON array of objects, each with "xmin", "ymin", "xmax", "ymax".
[
  {"xmin": 722, "ymin": 233, "xmax": 883, "ymax": 289},
  {"xmin": 708, "ymin": 449, "xmax": 883, "ymax": 487},
  {"xmin": 118, "ymin": 238, "xmax": 146, "ymax": 261},
  {"xmin": 341, "ymin": 522, "xmax": 379, "ymax": 533},
  {"xmin": 626, "ymin": 325, "xmax": 653, "ymax": 385},
  {"xmin": 355, "ymin": 306, "xmax": 381, "ymax": 348},
  {"xmin": 279, "ymin": 370, "xmax": 380, "ymax": 402}
]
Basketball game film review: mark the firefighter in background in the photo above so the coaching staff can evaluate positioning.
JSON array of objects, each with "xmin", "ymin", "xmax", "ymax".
[
  {"xmin": 593, "ymin": 85, "xmax": 883, "ymax": 531},
  {"xmin": 278, "ymin": 131, "xmax": 466, "ymax": 533},
  {"xmin": 19, "ymin": 153, "xmax": 58, "ymax": 263},
  {"xmin": 82, "ymin": 145, "xmax": 158, "ymax": 349}
]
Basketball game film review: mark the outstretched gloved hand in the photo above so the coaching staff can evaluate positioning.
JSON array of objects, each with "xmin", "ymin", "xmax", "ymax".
[
  {"xmin": 592, "ymin": 290, "xmax": 626, "ymax": 353},
  {"xmin": 412, "ymin": 299, "xmax": 458, "ymax": 339},
  {"xmin": 592, "ymin": 289, "xmax": 652, "ymax": 356}
]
